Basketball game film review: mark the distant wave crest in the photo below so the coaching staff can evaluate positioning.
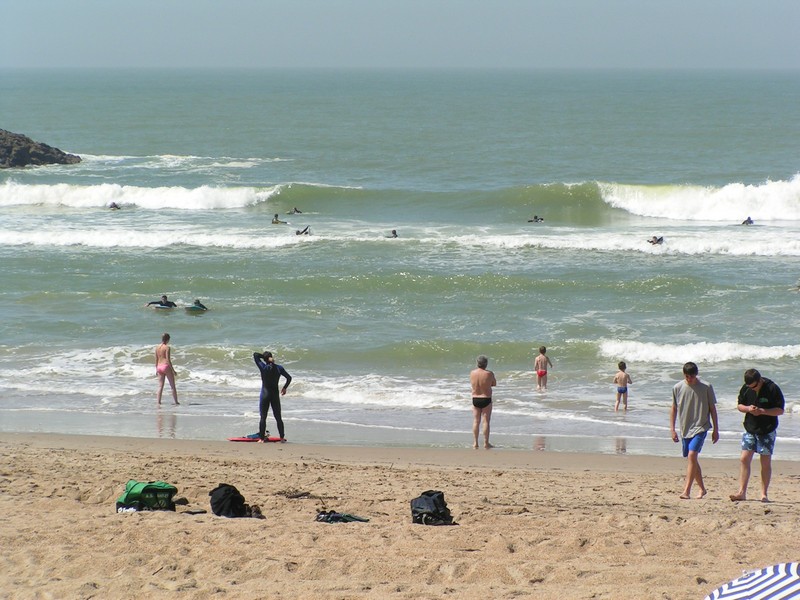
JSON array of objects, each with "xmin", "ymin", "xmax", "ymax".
[
  {"xmin": 599, "ymin": 339, "xmax": 800, "ymax": 364},
  {"xmin": 0, "ymin": 180, "xmax": 278, "ymax": 209},
  {"xmin": 599, "ymin": 175, "xmax": 800, "ymax": 222},
  {"xmin": 0, "ymin": 180, "xmax": 369, "ymax": 210}
]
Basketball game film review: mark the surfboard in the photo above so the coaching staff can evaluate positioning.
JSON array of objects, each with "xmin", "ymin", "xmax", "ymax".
[
  {"xmin": 184, "ymin": 305, "xmax": 207, "ymax": 313},
  {"xmin": 228, "ymin": 433, "xmax": 285, "ymax": 443},
  {"xmin": 152, "ymin": 305, "xmax": 175, "ymax": 310}
]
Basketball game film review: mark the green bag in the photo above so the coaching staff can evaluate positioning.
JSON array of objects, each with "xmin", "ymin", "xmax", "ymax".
[{"xmin": 116, "ymin": 480, "xmax": 178, "ymax": 512}]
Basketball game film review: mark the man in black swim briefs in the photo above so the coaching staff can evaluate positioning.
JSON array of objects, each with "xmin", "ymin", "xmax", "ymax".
[
  {"xmin": 470, "ymin": 355, "xmax": 497, "ymax": 449},
  {"xmin": 472, "ymin": 397, "xmax": 491, "ymax": 409}
]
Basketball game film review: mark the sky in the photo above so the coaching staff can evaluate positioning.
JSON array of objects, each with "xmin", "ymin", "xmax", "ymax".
[{"xmin": 3, "ymin": 0, "xmax": 799, "ymax": 70}]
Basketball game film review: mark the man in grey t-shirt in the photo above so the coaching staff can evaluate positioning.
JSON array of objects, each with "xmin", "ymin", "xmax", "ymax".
[{"xmin": 670, "ymin": 362, "xmax": 720, "ymax": 499}]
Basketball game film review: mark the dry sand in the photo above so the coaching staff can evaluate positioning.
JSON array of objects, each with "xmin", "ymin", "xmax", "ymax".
[{"xmin": 2, "ymin": 432, "xmax": 799, "ymax": 599}]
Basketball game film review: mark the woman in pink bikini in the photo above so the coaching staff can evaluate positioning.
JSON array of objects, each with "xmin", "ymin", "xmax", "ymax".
[{"xmin": 155, "ymin": 333, "xmax": 179, "ymax": 405}]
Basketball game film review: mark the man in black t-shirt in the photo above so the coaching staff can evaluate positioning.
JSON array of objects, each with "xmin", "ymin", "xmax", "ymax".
[{"xmin": 729, "ymin": 368, "xmax": 785, "ymax": 503}]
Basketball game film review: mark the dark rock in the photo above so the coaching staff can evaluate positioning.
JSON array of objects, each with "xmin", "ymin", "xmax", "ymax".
[{"xmin": 0, "ymin": 129, "xmax": 81, "ymax": 168}]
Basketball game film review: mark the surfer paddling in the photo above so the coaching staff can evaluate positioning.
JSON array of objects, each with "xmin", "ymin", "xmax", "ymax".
[{"xmin": 146, "ymin": 294, "xmax": 177, "ymax": 308}]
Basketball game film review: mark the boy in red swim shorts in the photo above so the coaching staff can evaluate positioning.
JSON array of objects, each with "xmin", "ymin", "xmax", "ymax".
[{"xmin": 534, "ymin": 346, "xmax": 553, "ymax": 391}]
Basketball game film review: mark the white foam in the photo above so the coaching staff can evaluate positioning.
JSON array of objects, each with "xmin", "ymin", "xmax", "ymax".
[
  {"xmin": 0, "ymin": 181, "xmax": 278, "ymax": 209},
  {"xmin": 79, "ymin": 153, "xmax": 288, "ymax": 170},
  {"xmin": 600, "ymin": 175, "xmax": 800, "ymax": 221},
  {"xmin": 309, "ymin": 374, "xmax": 461, "ymax": 411},
  {"xmin": 599, "ymin": 339, "xmax": 800, "ymax": 364},
  {"xmin": 442, "ymin": 230, "xmax": 800, "ymax": 257},
  {"xmin": 0, "ymin": 227, "xmax": 303, "ymax": 249}
]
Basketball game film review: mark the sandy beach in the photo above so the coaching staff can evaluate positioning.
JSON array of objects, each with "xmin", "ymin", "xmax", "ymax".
[{"xmin": 2, "ymin": 433, "xmax": 799, "ymax": 599}]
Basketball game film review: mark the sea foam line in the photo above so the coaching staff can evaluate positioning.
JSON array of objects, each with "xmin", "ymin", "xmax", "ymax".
[
  {"xmin": 599, "ymin": 175, "xmax": 800, "ymax": 222},
  {"xmin": 599, "ymin": 339, "xmax": 800, "ymax": 364},
  {"xmin": 0, "ymin": 181, "xmax": 278, "ymax": 209}
]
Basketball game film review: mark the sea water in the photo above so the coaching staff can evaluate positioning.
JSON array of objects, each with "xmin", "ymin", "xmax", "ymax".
[{"xmin": 2, "ymin": 69, "xmax": 800, "ymax": 458}]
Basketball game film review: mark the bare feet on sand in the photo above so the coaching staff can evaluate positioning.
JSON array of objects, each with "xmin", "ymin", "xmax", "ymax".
[{"xmin": 680, "ymin": 490, "xmax": 706, "ymax": 500}]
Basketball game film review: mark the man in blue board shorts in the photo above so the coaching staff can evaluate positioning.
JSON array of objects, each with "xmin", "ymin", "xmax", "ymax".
[
  {"xmin": 670, "ymin": 362, "xmax": 719, "ymax": 499},
  {"xmin": 253, "ymin": 351, "xmax": 292, "ymax": 442},
  {"xmin": 729, "ymin": 369, "xmax": 785, "ymax": 503}
]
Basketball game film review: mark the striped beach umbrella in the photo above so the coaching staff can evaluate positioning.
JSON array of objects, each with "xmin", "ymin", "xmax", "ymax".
[{"xmin": 705, "ymin": 563, "xmax": 800, "ymax": 600}]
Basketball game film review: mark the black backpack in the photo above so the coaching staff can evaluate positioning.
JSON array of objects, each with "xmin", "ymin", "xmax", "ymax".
[
  {"xmin": 209, "ymin": 483, "xmax": 249, "ymax": 518},
  {"xmin": 410, "ymin": 490, "xmax": 456, "ymax": 525}
]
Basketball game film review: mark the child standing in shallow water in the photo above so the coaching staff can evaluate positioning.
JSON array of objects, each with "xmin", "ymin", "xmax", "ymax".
[
  {"xmin": 613, "ymin": 361, "xmax": 632, "ymax": 412},
  {"xmin": 534, "ymin": 346, "xmax": 553, "ymax": 391}
]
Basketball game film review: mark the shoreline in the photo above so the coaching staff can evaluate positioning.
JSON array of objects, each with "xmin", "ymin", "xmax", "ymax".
[
  {"xmin": 7, "ymin": 431, "xmax": 800, "ymax": 475},
  {"xmin": 5, "ymin": 408, "xmax": 797, "ymax": 461},
  {"xmin": 3, "ymin": 432, "xmax": 800, "ymax": 598}
]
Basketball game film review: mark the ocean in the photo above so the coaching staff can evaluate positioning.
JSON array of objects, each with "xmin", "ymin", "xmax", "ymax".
[{"xmin": 2, "ymin": 68, "xmax": 799, "ymax": 458}]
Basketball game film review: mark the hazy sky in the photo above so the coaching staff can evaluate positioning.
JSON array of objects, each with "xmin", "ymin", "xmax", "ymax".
[{"xmin": 4, "ymin": 0, "xmax": 798, "ymax": 70}]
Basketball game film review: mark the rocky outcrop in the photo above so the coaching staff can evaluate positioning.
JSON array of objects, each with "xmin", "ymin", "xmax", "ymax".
[{"xmin": 0, "ymin": 129, "xmax": 81, "ymax": 168}]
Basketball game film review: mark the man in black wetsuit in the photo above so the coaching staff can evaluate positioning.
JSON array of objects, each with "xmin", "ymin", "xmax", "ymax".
[
  {"xmin": 253, "ymin": 351, "xmax": 292, "ymax": 441},
  {"xmin": 146, "ymin": 295, "xmax": 177, "ymax": 308}
]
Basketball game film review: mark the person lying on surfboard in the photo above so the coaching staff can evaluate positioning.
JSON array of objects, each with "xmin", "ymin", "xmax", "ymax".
[{"xmin": 146, "ymin": 294, "xmax": 177, "ymax": 308}]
